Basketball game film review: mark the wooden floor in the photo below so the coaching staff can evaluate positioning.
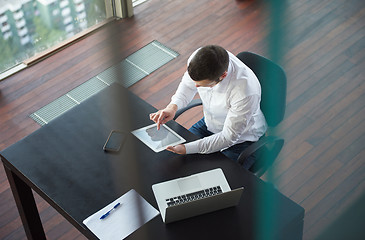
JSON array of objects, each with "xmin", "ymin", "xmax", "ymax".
[{"xmin": 0, "ymin": 0, "xmax": 364, "ymax": 239}]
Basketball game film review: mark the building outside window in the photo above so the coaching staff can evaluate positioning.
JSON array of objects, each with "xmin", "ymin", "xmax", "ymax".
[{"xmin": 0, "ymin": 0, "xmax": 108, "ymax": 75}]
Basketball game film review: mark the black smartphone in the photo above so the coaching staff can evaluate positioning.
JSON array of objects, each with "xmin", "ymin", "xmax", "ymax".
[{"xmin": 103, "ymin": 130, "xmax": 126, "ymax": 152}]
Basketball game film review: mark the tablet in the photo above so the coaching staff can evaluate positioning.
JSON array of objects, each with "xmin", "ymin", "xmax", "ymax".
[{"xmin": 131, "ymin": 123, "xmax": 186, "ymax": 152}]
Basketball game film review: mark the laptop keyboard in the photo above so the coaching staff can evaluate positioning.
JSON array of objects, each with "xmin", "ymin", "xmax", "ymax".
[{"xmin": 166, "ymin": 186, "xmax": 222, "ymax": 207}]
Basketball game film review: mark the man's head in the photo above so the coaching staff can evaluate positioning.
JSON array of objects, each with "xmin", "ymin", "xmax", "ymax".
[{"xmin": 188, "ymin": 45, "xmax": 229, "ymax": 87}]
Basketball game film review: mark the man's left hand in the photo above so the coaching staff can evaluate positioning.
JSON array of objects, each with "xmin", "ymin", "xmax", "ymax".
[{"xmin": 166, "ymin": 144, "xmax": 186, "ymax": 154}]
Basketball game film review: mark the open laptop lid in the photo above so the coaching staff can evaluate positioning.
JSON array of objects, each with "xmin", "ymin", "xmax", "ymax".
[
  {"xmin": 152, "ymin": 168, "xmax": 243, "ymax": 223},
  {"xmin": 165, "ymin": 187, "xmax": 244, "ymax": 223}
]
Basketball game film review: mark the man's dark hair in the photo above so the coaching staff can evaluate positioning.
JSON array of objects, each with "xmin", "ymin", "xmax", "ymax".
[{"xmin": 188, "ymin": 45, "xmax": 229, "ymax": 81}]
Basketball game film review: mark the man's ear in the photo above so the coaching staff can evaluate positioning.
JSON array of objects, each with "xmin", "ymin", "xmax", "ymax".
[
  {"xmin": 217, "ymin": 71, "xmax": 228, "ymax": 82},
  {"xmin": 221, "ymin": 71, "xmax": 228, "ymax": 79}
]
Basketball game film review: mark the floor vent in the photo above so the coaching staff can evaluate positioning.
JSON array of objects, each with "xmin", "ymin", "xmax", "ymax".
[{"xmin": 30, "ymin": 40, "xmax": 179, "ymax": 126}]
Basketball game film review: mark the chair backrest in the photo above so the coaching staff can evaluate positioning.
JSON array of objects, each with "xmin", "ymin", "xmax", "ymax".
[
  {"xmin": 236, "ymin": 52, "xmax": 286, "ymax": 128},
  {"xmin": 249, "ymin": 137, "xmax": 284, "ymax": 177}
]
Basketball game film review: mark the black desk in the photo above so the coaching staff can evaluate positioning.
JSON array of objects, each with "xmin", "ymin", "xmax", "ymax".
[{"xmin": 1, "ymin": 83, "xmax": 304, "ymax": 240}]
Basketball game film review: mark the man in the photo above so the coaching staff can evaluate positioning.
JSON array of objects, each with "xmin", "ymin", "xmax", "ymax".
[{"xmin": 149, "ymin": 45, "xmax": 267, "ymax": 169}]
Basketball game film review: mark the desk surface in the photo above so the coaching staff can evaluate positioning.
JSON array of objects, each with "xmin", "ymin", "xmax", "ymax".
[{"xmin": 1, "ymin": 83, "xmax": 304, "ymax": 240}]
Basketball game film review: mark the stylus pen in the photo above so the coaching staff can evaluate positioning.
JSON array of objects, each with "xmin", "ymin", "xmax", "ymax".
[{"xmin": 100, "ymin": 202, "xmax": 121, "ymax": 220}]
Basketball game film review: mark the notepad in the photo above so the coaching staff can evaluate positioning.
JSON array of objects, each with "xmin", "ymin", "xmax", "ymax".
[{"xmin": 83, "ymin": 189, "xmax": 159, "ymax": 240}]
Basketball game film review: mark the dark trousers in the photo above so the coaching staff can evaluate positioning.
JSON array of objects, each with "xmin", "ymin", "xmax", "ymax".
[{"xmin": 189, "ymin": 118, "xmax": 256, "ymax": 170}]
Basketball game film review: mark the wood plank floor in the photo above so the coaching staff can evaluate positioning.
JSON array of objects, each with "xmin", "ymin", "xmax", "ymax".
[{"xmin": 0, "ymin": 0, "xmax": 364, "ymax": 239}]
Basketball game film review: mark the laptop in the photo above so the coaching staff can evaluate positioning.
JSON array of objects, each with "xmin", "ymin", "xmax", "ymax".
[{"xmin": 152, "ymin": 168, "xmax": 244, "ymax": 223}]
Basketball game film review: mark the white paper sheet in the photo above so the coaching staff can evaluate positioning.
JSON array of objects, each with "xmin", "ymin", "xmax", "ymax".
[{"xmin": 83, "ymin": 189, "xmax": 160, "ymax": 240}]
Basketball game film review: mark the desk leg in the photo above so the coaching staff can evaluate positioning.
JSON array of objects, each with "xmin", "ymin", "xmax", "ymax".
[{"xmin": 4, "ymin": 165, "xmax": 46, "ymax": 240}]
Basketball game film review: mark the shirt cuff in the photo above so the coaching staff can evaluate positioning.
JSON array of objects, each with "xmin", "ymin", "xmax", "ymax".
[
  {"xmin": 169, "ymin": 101, "xmax": 182, "ymax": 110},
  {"xmin": 184, "ymin": 141, "xmax": 200, "ymax": 154}
]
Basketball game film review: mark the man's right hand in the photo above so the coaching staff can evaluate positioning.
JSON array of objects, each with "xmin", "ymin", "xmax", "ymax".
[{"xmin": 149, "ymin": 104, "xmax": 178, "ymax": 130}]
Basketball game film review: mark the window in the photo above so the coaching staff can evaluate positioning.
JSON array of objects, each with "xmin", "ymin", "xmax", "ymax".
[
  {"xmin": 1, "ymin": 0, "xmax": 131, "ymax": 78},
  {"xmin": 52, "ymin": 9, "xmax": 60, "ymax": 16},
  {"xmin": 132, "ymin": 0, "xmax": 148, "ymax": 7},
  {"xmin": 4, "ymin": 31, "xmax": 12, "ymax": 39},
  {"xmin": 60, "ymin": 0, "xmax": 69, "ymax": 8},
  {"xmin": 61, "ymin": 7, "xmax": 71, "ymax": 17}
]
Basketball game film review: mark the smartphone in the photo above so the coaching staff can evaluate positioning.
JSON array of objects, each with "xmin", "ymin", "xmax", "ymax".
[{"xmin": 103, "ymin": 130, "xmax": 126, "ymax": 152}]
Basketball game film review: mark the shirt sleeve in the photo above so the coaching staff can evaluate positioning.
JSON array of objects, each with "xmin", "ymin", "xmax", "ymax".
[
  {"xmin": 184, "ymin": 94, "xmax": 261, "ymax": 154},
  {"xmin": 169, "ymin": 49, "xmax": 200, "ymax": 110},
  {"xmin": 169, "ymin": 71, "xmax": 197, "ymax": 110}
]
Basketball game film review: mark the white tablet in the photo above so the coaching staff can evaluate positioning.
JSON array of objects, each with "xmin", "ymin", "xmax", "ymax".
[{"xmin": 131, "ymin": 123, "xmax": 186, "ymax": 152}]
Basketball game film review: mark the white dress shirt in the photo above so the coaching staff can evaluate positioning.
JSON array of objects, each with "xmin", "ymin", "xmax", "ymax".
[{"xmin": 170, "ymin": 49, "xmax": 267, "ymax": 154}]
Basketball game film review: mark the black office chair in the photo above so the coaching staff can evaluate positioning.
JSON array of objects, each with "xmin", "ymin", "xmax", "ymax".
[{"xmin": 174, "ymin": 52, "xmax": 286, "ymax": 177}]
